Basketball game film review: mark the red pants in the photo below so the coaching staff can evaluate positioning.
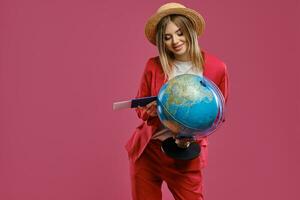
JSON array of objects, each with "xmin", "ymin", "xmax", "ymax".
[{"xmin": 130, "ymin": 140, "xmax": 204, "ymax": 200}]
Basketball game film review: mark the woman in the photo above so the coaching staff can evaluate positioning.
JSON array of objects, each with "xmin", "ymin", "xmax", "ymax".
[{"xmin": 125, "ymin": 3, "xmax": 229, "ymax": 200}]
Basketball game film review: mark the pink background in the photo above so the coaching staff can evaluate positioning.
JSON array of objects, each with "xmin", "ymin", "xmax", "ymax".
[{"xmin": 1, "ymin": 0, "xmax": 299, "ymax": 199}]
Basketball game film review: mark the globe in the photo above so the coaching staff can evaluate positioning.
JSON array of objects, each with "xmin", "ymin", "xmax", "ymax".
[{"xmin": 157, "ymin": 74, "xmax": 225, "ymax": 139}]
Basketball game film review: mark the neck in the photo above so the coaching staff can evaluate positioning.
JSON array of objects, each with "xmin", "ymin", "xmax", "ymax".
[{"xmin": 174, "ymin": 54, "xmax": 190, "ymax": 61}]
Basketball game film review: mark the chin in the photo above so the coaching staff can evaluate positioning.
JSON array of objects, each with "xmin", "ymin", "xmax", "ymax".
[{"xmin": 174, "ymin": 50, "xmax": 187, "ymax": 57}]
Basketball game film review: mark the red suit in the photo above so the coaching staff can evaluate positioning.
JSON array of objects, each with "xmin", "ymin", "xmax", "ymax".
[{"xmin": 126, "ymin": 50, "xmax": 229, "ymax": 200}]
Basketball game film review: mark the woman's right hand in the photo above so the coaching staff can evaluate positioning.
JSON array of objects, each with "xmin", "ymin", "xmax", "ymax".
[{"xmin": 138, "ymin": 101, "xmax": 157, "ymax": 117}]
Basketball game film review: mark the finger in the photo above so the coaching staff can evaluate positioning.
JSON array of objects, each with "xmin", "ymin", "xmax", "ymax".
[
  {"xmin": 151, "ymin": 111, "xmax": 158, "ymax": 116},
  {"xmin": 146, "ymin": 108, "xmax": 152, "ymax": 115},
  {"xmin": 146, "ymin": 101, "xmax": 156, "ymax": 108},
  {"xmin": 149, "ymin": 106, "xmax": 156, "ymax": 113},
  {"xmin": 148, "ymin": 110, "xmax": 157, "ymax": 117},
  {"xmin": 147, "ymin": 106, "xmax": 155, "ymax": 115},
  {"xmin": 137, "ymin": 106, "xmax": 144, "ymax": 110},
  {"xmin": 148, "ymin": 107, "xmax": 157, "ymax": 116}
]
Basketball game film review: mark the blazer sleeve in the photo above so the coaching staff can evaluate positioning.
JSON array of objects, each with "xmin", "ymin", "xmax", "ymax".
[
  {"xmin": 199, "ymin": 62, "xmax": 229, "ymax": 168},
  {"xmin": 135, "ymin": 58, "xmax": 159, "ymax": 125},
  {"xmin": 219, "ymin": 63, "xmax": 229, "ymax": 122},
  {"xmin": 219, "ymin": 63, "xmax": 229, "ymax": 103}
]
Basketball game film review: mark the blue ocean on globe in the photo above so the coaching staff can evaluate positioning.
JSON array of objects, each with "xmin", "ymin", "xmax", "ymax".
[{"xmin": 157, "ymin": 74, "xmax": 224, "ymax": 137}]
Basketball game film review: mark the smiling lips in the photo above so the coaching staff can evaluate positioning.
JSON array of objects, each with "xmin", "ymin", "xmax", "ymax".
[{"xmin": 173, "ymin": 43, "xmax": 184, "ymax": 51}]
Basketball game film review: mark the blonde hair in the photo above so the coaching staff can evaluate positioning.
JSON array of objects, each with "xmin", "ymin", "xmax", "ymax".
[{"xmin": 156, "ymin": 15, "xmax": 204, "ymax": 79}]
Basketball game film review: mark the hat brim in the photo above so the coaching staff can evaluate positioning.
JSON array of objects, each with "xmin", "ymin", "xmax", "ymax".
[{"xmin": 145, "ymin": 7, "xmax": 205, "ymax": 45}]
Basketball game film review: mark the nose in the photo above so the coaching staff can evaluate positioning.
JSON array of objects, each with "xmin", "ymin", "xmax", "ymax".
[{"xmin": 172, "ymin": 35, "xmax": 179, "ymax": 44}]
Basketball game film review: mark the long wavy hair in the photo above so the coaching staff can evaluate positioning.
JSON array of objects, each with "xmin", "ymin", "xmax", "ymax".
[{"xmin": 156, "ymin": 14, "xmax": 204, "ymax": 79}]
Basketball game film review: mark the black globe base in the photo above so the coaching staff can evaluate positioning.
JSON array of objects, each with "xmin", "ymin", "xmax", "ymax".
[{"xmin": 161, "ymin": 137, "xmax": 201, "ymax": 160}]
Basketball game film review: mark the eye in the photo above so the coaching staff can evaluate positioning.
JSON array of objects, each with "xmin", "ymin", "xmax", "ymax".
[
  {"xmin": 177, "ymin": 30, "xmax": 183, "ymax": 36},
  {"xmin": 164, "ymin": 35, "xmax": 171, "ymax": 41}
]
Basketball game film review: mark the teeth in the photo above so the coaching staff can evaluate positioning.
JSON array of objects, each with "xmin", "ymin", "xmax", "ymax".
[
  {"xmin": 174, "ymin": 44, "xmax": 183, "ymax": 49},
  {"xmin": 174, "ymin": 45, "xmax": 183, "ymax": 50}
]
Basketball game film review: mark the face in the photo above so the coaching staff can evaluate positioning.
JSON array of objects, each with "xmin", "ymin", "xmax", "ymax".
[{"xmin": 164, "ymin": 21, "xmax": 189, "ymax": 61}]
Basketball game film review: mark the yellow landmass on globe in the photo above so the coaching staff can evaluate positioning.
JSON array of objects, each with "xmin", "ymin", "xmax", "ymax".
[{"xmin": 165, "ymin": 76, "xmax": 214, "ymax": 110}]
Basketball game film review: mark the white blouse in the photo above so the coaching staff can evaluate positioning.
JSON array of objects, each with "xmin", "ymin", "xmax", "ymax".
[{"xmin": 168, "ymin": 60, "xmax": 203, "ymax": 80}]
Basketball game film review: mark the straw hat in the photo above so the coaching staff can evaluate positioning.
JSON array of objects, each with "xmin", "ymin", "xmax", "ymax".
[{"xmin": 145, "ymin": 3, "xmax": 205, "ymax": 45}]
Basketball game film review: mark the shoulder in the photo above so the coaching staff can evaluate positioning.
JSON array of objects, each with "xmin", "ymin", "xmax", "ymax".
[
  {"xmin": 202, "ymin": 50, "xmax": 227, "ymax": 74},
  {"xmin": 146, "ymin": 56, "xmax": 161, "ymax": 67},
  {"xmin": 144, "ymin": 56, "xmax": 162, "ymax": 72}
]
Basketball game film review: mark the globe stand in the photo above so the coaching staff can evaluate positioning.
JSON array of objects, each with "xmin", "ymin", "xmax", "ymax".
[{"xmin": 161, "ymin": 136, "xmax": 201, "ymax": 160}]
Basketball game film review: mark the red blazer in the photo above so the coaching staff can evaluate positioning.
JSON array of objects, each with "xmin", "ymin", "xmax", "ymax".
[{"xmin": 125, "ymin": 50, "xmax": 229, "ymax": 164}]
